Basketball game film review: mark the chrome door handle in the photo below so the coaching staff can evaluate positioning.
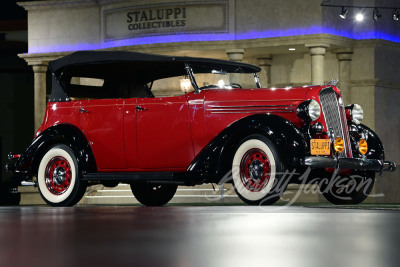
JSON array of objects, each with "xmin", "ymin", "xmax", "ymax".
[
  {"xmin": 78, "ymin": 108, "xmax": 88, "ymax": 113},
  {"xmin": 136, "ymin": 106, "xmax": 147, "ymax": 111}
]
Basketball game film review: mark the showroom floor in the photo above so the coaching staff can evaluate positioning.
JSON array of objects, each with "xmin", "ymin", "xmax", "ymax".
[{"xmin": 0, "ymin": 205, "xmax": 399, "ymax": 267}]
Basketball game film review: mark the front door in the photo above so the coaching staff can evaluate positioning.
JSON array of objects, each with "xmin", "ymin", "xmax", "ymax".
[{"xmin": 136, "ymin": 95, "xmax": 194, "ymax": 169}]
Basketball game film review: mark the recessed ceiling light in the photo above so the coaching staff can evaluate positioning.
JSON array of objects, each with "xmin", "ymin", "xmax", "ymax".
[{"xmin": 289, "ymin": 48, "xmax": 296, "ymax": 51}]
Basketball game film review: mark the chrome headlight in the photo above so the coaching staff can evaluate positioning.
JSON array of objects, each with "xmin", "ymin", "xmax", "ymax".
[
  {"xmin": 346, "ymin": 104, "xmax": 364, "ymax": 124},
  {"xmin": 297, "ymin": 99, "xmax": 321, "ymax": 122}
]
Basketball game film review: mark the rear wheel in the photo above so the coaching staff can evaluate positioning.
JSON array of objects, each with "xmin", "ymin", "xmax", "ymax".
[
  {"xmin": 321, "ymin": 171, "xmax": 375, "ymax": 205},
  {"xmin": 232, "ymin": 135, "xmax": 287, "ymax": 205},
  {"xmin": 37, "ymin": 145, "xmax": 87, "ymax": 207},
  {"xmin": 130, "ymin": 183, "xmax": 177, "ymax": 206}
]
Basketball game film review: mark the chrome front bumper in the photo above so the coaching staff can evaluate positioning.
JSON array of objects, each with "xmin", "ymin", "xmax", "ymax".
[{"xmin": 302, "ymin": 156, "xmax": 396, "ymax": 172}]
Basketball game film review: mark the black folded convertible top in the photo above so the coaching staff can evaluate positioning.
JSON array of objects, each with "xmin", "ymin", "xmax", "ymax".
[
  {"xmin": 48, "ymin": 50, "xmax": 261, "ymax": 102},
  {"xmin": 49, "ymin": 50, "xmax": 261, "ymax": 74}
]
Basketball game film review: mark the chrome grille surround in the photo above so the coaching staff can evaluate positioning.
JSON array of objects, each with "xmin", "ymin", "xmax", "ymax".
[{"xmin": 319, "ymin": 87, "xmax": 352, "ymax": 158}]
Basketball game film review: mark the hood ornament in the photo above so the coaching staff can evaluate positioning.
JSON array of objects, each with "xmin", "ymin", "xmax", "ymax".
[{"xmin": 325, "ymin": 79, "xmax": 339, "ymax": 86}]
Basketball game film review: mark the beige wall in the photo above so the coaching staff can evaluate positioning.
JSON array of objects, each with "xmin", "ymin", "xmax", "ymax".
[
  {"xmin": 374, "ymin": 45, "xmax": 400, "ymax": 203},
  {"xmin": 270, "ymin": 53, "xmax": 311, "ymax": 86},
  {"xmin": 28, "ymin": 5, "xmax": 101, "ymax": 52},
  {"xmin": 350, "ymin": 47, "xmax": 375, "ymax": 129},
  {"xmin": 375, "ymin": 86, "xmax": 400, "ymax": 203},
  {"xmin": 235, "ymin": 0, "xmax": 323, "ymax": 34}
]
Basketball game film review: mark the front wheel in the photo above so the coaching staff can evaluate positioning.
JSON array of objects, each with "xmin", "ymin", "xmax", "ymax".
[
  {"xmin": 37, "ymin": 145, "xmax": 87, "ymax": 207},
  {"xmin": 232, "ymin": 135, "xmax": 287, "ymax": 205},
  {"xmin": 320, "ymin": 171, "xmax": 375, "ymax": 205},
  {"xmin": 130, "ymin": 183, "xmax": 177, "ymax": 206}
]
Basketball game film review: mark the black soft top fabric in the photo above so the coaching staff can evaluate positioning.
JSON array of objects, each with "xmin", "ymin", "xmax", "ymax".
[
  {"xmin": 49, "ymin": 50, "xmax": 261, "ymax": 75},
  {"xmin": 48, "ymin": 51, "xmax": 261, "ymax": 102}
]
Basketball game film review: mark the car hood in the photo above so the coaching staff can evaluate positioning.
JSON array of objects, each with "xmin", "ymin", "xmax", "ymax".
[{"xmin": 201, "ymin": 86, "xmax": 319, "ymax": 103}]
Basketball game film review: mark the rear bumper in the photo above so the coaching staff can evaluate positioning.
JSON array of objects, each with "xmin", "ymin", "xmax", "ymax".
[
  {"xmin": 5, "ymin": 153, "xmax": 21, "ymax": 174},
  {"xmin": 5, "ymin": 158, "xmax": 30, "ymax": 182},
  {"xmin": 302, "ymin": 156, "xmax": 396, "ymax": 172}
]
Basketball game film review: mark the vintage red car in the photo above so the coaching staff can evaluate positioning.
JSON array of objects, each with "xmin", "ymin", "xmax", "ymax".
[{"xmin": 6, "ymin": 51, "xmax": 396, "ymax": 206}]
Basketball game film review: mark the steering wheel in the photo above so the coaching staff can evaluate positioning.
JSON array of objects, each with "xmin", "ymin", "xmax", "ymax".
[
  {"xmin": 199, "ymin": 84, "xmax": 219, "ymax": 90},
  {"xmin": 230, "ymin": 83, "xmax": 242, "ymax": 88},
  {"xmin": 199, "ymin": 83, "xmax": 243, "ymax": 90}
]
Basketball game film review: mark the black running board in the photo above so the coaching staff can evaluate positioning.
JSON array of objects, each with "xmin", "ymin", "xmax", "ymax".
[{"xmin": 82, "ymin": 172, "xmax": 186, "ymax": 185}]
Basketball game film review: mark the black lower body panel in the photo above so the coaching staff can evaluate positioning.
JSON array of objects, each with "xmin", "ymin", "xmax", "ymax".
[{"xmin": 82, "ymin": 172, "xmax": 200, "ymax": 185}]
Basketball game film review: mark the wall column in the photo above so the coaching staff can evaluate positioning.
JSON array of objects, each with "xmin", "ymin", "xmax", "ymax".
[
  {"xmin": 226, "ymin": 49, "xmax": 244, "ymax": 62},
  {"xmin": 306, "ymin": 44, "xmax": 330, "ymax": 85},
  {"xmin": 32, "ymin": 65, "xmax": 48, "ymax": 131},
  {"xmin": 257, "ymin": 56, "xmax": 272, "ymax": 88},
  {"xmin": 336, "ymin": 49, "xmax": 353, "ymax": 106},
  {"xmin": 226, "ymin": 49, "xmax": 245, "ymax": 85}
]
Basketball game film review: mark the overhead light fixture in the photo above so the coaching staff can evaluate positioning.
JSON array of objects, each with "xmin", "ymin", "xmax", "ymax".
[
  {"xmin": 373, "ymin": 8, "xmax": 382, "ymax": 21},
  {"xmin": 393, "ymin": 9, "xmax": 400, "ymax": 21},
  {"xmin": 339, "ymin": 7, "xmax": 348, "ymax": 19},
  {"xmin": 356, "ymin": 11, "xmax": 364, "ymax": 22},
  {"xmin": 322, "ymin": 2, "xmax": 400, "ymax": 23},
  {"xmin": 288, "ymin": 48, "xmax": 296, "ymax": 51}
]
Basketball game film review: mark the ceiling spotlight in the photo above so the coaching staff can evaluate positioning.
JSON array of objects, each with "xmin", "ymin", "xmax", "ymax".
[
  {"xmin": 356, "ymin": 11, "xmax": 364, "ymax": 22},
  {"xmin": 373, "ymin": 8, "xmax": 382, "ymax": 21},
  {"xmin": 393, "ymin": 9, "xmax": 400, "ymax": 21},
  {"xmin": 339, "ymin": 7, "xmax": 348, "ymax": 19}
]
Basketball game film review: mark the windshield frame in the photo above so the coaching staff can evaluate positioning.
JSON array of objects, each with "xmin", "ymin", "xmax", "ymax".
[{"xmin": 185, "ymin": 63, "xmax": 261, "ymax": 94}]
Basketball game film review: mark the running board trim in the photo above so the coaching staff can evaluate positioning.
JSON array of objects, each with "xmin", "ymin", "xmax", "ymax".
[{"xmin": 82, "ymin": 172, "xmax": 185, "ymax": 184}]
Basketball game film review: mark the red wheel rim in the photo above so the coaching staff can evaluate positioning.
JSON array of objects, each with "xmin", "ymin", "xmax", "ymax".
[
  {"xmin": 44, "ymin": 156, "xmax": 72, "ymax": 195},
  {"xmin": 240, "ymin": 148, "xmax": 271, "ymax": 192}
]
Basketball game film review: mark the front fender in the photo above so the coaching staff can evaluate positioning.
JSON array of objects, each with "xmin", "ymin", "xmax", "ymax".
[
  {"xmin": 352, "ymin": 124, "xmax": 385, "ymax": 160},
  {"xmin": 187, "ymin": 114, "xmax": 307, "ymax": 183},
  {"xmin": 12, "ymin": 124, "xmax": 95, "ymax": 180}
]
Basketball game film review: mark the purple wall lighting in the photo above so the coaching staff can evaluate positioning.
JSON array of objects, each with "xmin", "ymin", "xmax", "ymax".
[{"xmin": 29, "ymin": 26, "xmax": 400, "ymax": 54}]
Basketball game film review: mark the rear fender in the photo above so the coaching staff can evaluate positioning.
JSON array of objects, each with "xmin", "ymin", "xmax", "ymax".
[{"xmin": 14, "ymin": 124, "xmax": 96, "ymax": 179}]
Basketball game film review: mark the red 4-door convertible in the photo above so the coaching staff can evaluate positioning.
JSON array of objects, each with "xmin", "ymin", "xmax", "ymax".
[{"xmin": 6, "ymin": 51, "xmax": 396, "ymax": 206}]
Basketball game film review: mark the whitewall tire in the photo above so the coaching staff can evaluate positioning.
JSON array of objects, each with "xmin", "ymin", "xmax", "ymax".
[
  {"xmin": 232, "ymin": 135, "xmax": 285, "ymax": 205},
  {"xmin": 37, "ymin": 145, "xmax": 86, "ymax": 206}
]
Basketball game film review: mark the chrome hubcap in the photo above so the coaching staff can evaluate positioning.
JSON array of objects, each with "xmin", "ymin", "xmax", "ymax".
[
  {"xmin": 248, "ymin": 160, "xmax": 264, "ymax": 180},
  {"xmin": 53, "ymin": 167, "xmax": 66, "ymax": 185}
]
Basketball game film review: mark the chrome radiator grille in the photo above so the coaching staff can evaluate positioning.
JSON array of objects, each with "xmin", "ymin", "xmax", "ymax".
[{"xmin": 319, "ymin": 87, "xmax": 352, "ymax": 158}]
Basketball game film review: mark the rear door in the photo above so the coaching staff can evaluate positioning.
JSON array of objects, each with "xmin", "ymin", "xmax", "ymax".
[{"xmin": 74, "ymin": 99, "xmax": 126, "ymax": 170}]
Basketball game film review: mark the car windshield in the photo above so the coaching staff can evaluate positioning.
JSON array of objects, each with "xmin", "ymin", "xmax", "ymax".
[{"xmin": 190, "ymin": 64, "xmax": 261, "ymax": 90}]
